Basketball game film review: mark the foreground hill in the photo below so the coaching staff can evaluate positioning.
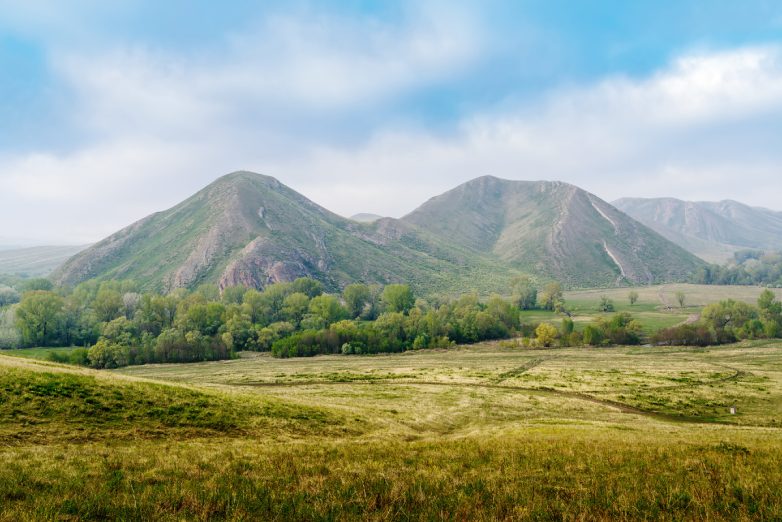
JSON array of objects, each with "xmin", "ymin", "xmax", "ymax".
[
  {"xmin": 0, "ymin": 245, "xmax": 87, "ymax": 277},
  {"xmin": 614, "ymin": 197, "xmax": 782, "ymax": 262},
  {"xmin": 403, "ymin": 176, "xmax": 703, "ymax": 287},
  {"xmin": 53, "ymin": 172, "xmax": 701, "ymax": 292}
]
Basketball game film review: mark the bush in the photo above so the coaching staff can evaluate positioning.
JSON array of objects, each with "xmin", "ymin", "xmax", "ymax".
[
  {"xmin": 88, "ymin": 339, "xmax": 129, "ymax": 369},
  {"xmin": 652, "ymin": 324, "xmax": 715, "ymax": 347},
  {"xmin": 535, "ymin": 323, "xmax": 558, "ymax": 347},
  {"xmin": 582, "ymin": 325, "xmax": 603, "ymax": 346}
]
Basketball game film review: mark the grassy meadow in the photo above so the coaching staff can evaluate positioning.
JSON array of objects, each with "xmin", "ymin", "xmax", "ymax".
[{"xmin": 2, "ymin": 283, "xmax": 782, "ymax": 520}]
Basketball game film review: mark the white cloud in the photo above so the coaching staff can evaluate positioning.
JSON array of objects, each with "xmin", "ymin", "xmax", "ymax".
[
  {"xmin": 275, "ymin": 46, "xmax": 782, "ymax": 216},
  {"xmin": 2, "ymin": 23, "xmax": 782, "ymax": 243},
  {"xmin": 51, "ymin": 6, "xmax": 481, "ymax": 140}
]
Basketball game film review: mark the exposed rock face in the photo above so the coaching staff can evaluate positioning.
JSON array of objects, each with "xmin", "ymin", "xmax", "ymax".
[{"xmin": 52, "ymin": 171, "xmax": 703, "ymax": 293}]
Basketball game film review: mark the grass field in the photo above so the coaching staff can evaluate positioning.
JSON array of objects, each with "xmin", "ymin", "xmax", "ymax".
[{"xmin": 2, "ymin": 333, "xmax": 782, "ymax": 520}]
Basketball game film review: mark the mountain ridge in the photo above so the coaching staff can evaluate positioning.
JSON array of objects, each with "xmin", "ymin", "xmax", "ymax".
[
  {"xmin": 52, "ymin": 172, "xmax": 703, "ymax": 293},
  {"xmin": 613, "ymin": 196, "xmax": 782, "ymax": 262},
  {"xmin": 402, "ymin": 176, "xmax": 703, "ymax": 287}
]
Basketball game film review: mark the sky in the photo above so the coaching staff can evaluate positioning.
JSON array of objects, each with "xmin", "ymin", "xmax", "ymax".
[{"xmin": 1, "ymin": 0, "xmax": 782, "ymax": 244}]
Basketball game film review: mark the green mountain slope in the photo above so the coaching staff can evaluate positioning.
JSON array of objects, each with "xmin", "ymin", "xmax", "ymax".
[
  {"xmin": 52, "ymin": 172, "xmax": 518, "ymax": 294},
  {"xmin": 52, "ymin": 172, "xmax": 702, "ymax": 293},
  {"xmin": 402, "ymin": 176, "xmax": 703, "ymax": 287},
  {"xmin": 613, "ymin": 197, "xmax": 782, "ymax": 262}
]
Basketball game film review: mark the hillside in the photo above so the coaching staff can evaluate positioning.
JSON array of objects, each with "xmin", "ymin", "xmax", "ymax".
[
  {"xmin": 52, "ymin": 172, "xmax": 516, "ymax": 294},
  {"xmin": 0, "ymin": 245, "xmax": 87, "ymax": 277},
  {"xmin": 614, "ymin": 197, "xmax": 782, "ymax": 262},
  {"xmin": 52, "ymin": 172, "xmax": 702, "ymax": 293},
  {"xmin": 402, "ymin": 176, "xmax": 703, "ymax": 287}
]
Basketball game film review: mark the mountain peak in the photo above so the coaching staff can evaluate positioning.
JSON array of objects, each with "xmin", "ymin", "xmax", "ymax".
[
  {"xmin": 53, "ymin": 173, "xmax": 702, "ymax": 292},
  {"xmin": 614, "ymin": 197, "xmax": 782, "ymax": 263}
]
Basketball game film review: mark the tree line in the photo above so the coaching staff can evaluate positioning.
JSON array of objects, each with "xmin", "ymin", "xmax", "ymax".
[
  {"xmin": 3, "ymin": 274, "xmax": 636, "ymax": 367},
  {"xmin": 6, "ymin": 274, "xmax": 782, "ymax": 369},
  {"xmin": 653, "ymin": 289, "xmax": 782, "ymax": 346},
  {"xmin": 693, "ymin": 250, "xmax": 782, "ymax": 286}
]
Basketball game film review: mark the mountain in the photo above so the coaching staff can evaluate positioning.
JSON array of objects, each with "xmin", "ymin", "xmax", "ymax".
[
  {"xmin": 52, "ymin": 172, "xmax": 702, "ymax": 293},
  {"xmin": 350, "ymin": 213, "xmax": 384, "ymax": 223},
  {"xmin": 0, "ymin": 245, "xmax": 88, "ymax": 277},
  {"xmin": 52, "ymin": 172, "xmax": 517, "ymax": 294},
  {"xmin": 402, "ymin": 176, "xmax": 703, "ymax": 287},
  {"xmin": 613, "ymin": 197, "xmax": 782, "ymax": 263}
]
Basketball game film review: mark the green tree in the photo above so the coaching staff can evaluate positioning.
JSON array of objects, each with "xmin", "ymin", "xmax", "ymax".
[
  {"xmin": 177, "ymin": 302, "xmax": 226, "ymax": 336},
  {"xmin": 511, "ymin": 276, "xmax": 538, "ymax": 310},
  {"xmin": 343, "ymin": 283, "xmax": 371, "ymax": 318},
  {"xmin": 281, "ymin": 292, "xmax": 310, "ymax": 325},
  {"xmin": 628, "ymin": 290, "xmax": 639, "ymax": 306},
  {"xmin": 101, "ymin": 316, "xmax": 139, "ymax": 346},
  {"xmin": 290, "ymin": 277, "xmax": 324, "ymax": 298},
  {"xmin": 15, "ymin": 291, "xmax": 65, "ymax": 346},
  {"xmin": 308, "ymin": 295, "xmax": 347, "ymax": 327},
  {"xmin": 582, "ymin": 325, "xmax": 603, "ymax": 346},
  {"xmin": 675, "ymin": 291, "xmax": 686, "ymax": 308},
  {"xmin": 382, "ymin": 284, "xmax": 415, "ymax": 313},
  {"xmin": 94, "ymin": 288, "xmax": 124, "ymax": 323},
  {"xmin": 242, "ymin": 289, "xmax": 270, "ymax": 325},
  {"xmin": 87, "ymin": 339, "xmax": 129, "ymax": 369},
  {"xmin": 222, "ymin": 313, "xmax": 257, "ymax": 351},
  {"xmin": 561, "ymin": 317, "xmax": 574, "ymax": 336},
  {"xmin": 758, "ymin": 289, "xmax": 782, "ymax": 338},
  {"xmin": 599, "ymin": 296, "xmax": 614, "ymax": 312},
  {"xmin": 221, "ymin": 285, "xmax": 246, "ymax": 305},
  {"xmin": 21, "ymin": 278, "xmax": 53, "ymax": 292},
  {"xmin": 539, "ymin": 282, "xmax": 564, "ymax": 311}
]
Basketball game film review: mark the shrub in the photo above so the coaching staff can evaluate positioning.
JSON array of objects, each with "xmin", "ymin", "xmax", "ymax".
[{"xmin": 535, "ymin": 323, "xmax": 558, "ymax": 347}]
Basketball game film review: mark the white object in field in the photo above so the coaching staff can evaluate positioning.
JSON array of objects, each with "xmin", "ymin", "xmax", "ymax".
[{"xmin": 730, "ymin": 407, "xmax": 736, "ymax": 415}]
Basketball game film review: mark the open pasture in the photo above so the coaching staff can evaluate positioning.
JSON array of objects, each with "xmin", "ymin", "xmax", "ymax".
[{"xmin": 3, "ymin": 312, "xmax": 782, "ymax": 519}]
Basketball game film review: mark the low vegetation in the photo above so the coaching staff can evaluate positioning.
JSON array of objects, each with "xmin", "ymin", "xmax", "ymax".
[{"xmin": 2, "ymin": 338, "xmax": 782, "ymax": 519}]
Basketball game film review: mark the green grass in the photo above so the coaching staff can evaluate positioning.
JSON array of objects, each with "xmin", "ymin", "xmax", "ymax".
[
  {"xmin": 0, "ymin": 357, "xmax": 351, "ymax": 445},
  {"xmin": 2, "ymin": 337, "xmax": 782, "ymax": 519},
  {"xmin": 1, "ymin": 346, "xmax": 83, "ymax": 361}
]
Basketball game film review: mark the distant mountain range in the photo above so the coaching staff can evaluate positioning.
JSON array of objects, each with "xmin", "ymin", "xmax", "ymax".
[
  {"xmin": 0, "ymin": 245, "xmax": 88, "ymax": 277},
  {"xmin": 50, "ymin": 172, "xmax": 702, "ymax": 294},
  {"xmin": 613, "ymin": 197, "xmax": 782, "ymax": 263}
]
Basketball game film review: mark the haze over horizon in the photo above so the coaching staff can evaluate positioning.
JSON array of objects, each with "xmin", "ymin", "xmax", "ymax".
[{"xmin": 2, "ymin": 1, "xmax": 782, "ymax": 244}]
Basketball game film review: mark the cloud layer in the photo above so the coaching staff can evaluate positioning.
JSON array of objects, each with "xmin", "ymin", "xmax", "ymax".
[{"xmin": 1, "ymin": 3, "xmax": 782, "ymax": 243}]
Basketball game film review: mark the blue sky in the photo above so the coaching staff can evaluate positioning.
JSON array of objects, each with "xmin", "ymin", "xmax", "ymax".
[{"xmin": 2, "ymin": 0, "xmax": 782, "ymax": 243}]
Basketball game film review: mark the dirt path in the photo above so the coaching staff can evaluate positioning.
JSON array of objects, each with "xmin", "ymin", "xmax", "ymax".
[
  {"xmin": 674, "ymin": 313, "xmax": 701, "ymax": 327},
  {"xmin": 492, "ymin": 357, "xmax": 553, "ymax": 383}
]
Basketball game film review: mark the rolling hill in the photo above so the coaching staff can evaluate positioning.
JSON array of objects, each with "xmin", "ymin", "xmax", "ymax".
[
  {"xmin": 613, "ymin": 197, "xmax": 782, "ymax": 262},
  {"xmin": 0, "ymin": 245, "xmax": 88, "ymax": 277},
  {"xmin": 52, "ymin": 172, "xmax": 702, "ymax": 293},
  {"xmin": 402, "ymin": 176, "xmax": 703, "ymax": 287}
]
